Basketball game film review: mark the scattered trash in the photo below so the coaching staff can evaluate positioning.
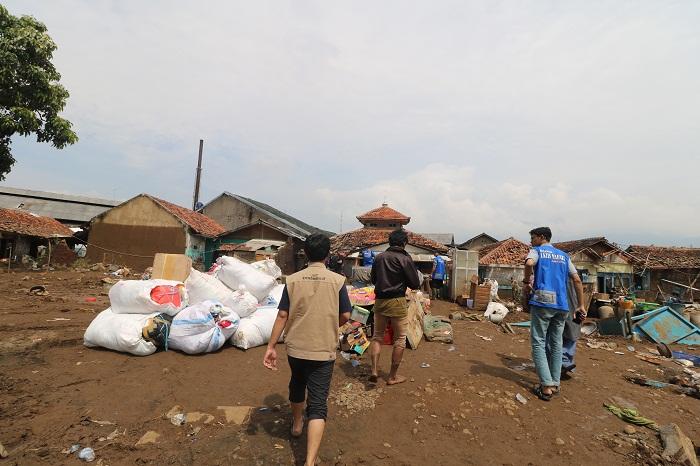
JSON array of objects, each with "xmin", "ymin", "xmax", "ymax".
[
  {"xmin": 515, "ymin": 393, "xmax": 528, "ymax": 405},
  {"xmin": 170, "ymin": 413, "xmax": 186, "ymax": 426},
  {"xmin": 87, "ymin": 419, "xmax": 115, "ymax": 426},
  {"xmin": 274, "ymin": 444, "xmax": 284, "ymax": 450},
  {"xmin": 586, "ymin": 340, "xmax": 617, "ymax": 351},
  {"xmin": 580, "ymin": 322, "xmax": 598, "ymax": 336},
  {"xmin": 614, "ymin": 351, "xmax": 625, "ymax": 355},
  {"xmin": 46, "ymin": 317, "xmax": 71, "ymax": 322},
  {"xmin": 632, "ymin": 306, "xmax": 700, "ymax": 346},
  {"xmin": 635, "ymin": 354, "xmax": 663, "ymax": 365},
  {"xmin": 659, "ymin": 424, "xmax": 698, "ymax": 466},
  {"xmin": 604, "ymin": 403, "xmax": 658, "ymax": 429},
  {"xmin": 423, "ymin": 315, "xmax": 454, "ymax": 343},
  {"xmin": 77, "ymin": 447, "xmax": 95, "ymax": 462},
  {"xmin": 258, "ymin": 407, "xmax": 269, "ymax": 412},
  {"xmin": 474, "ymin": 333, "xmax": 492, "ymax": 341},
  {"xmin": 217, "ymin": 406, "xmax": 253, "ymax": 425},
  {"xmin": 84, "ymin": 297, "xmax": 97, "ymax": 303},
  {"xmin": 625, "ymin": 375, "xmax": 670, "ymax": 389},
  {"xmin": 67, "ymin": 444, "xmax": 81, "ymax": 454},
  {"xmin": 0, "ymin": 442, "xmax": 7, "ymax": 458},
  {"xmin": 447, "ymin": 345, "xmax": 456, "ymax": 352},
  {"xmin": 626, "ymin": 345, "xmax": 635, "ymax": 352},
  {"xmin": 671, "ymin": 351, "xmax": 700, "ymax": 367},
  {"xmin": 511, "ymin": 321, "xmax": 531, "ymax": 328},
  {"xmin": 420, "ymin": 363, "xmax": 431, "ymax": 368},
  {"xmin": 510, "ymin": 362, "xmax": 535, "ymax": 372},
  {"xmin": 135, "ymin": 431, "xmax": 160, "ymax": 446},
  {"xmin": 28, "ymin": 285, "xmax": 48, "ymax": 296},
  {"xmin": 351, "ymin": 360, "xmax": 360, "ymax": 367}
]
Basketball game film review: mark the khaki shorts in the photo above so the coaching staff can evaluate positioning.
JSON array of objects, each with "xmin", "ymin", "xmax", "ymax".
[{"xmin": 372, "ymin": 313, "xmax": 408, "ymax": 349}]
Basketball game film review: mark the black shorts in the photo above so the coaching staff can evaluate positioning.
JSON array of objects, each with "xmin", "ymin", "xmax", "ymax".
[{"xmin": 288, "ymin": 356, "xmax": 335, "ymax": 421}]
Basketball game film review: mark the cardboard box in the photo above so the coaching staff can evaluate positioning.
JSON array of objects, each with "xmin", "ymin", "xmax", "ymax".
[{"xmin": 152, "ymin": 253, "xmax": 192, "ymax": 282}]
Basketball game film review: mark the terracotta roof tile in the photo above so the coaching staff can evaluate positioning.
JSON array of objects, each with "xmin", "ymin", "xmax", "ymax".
[
  {"xmin": 356, "ymin": 204, "xmax": 410, "ymax": 223},
  {"xmin": 553, "ymin": 237, "xmax": 606, "ymax": 253},
  {"xmin": 626, "ymin": 245, "xmax": 700, "ymax": 269},
  {"xmin": 148, "ymin": 196, "xmax": 225, "ymax": 238},
  {"xmin": 330, "ymin": 228, "xmax": 448, "ymax": 256},
  {"xmin": 478, "ymin": 237, "xmax": 530, "ymax": 266},
  {"xmin": 0, "ymin": 208, "xmax": 73, "ymax": 238}
]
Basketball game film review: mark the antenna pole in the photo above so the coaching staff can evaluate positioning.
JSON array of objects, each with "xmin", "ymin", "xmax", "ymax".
[{"xmin": 192, "ymin": 139, "xmax": 204, "ymax": 210}]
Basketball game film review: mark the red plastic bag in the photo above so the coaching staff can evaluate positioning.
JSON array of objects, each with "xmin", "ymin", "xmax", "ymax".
[
  {"xmin": 150, "ymin": 285, "xmax": 183, "ymax": 307},
  {"xmin": 383, "ymin": 321, "xmax": 394, "ymax": 345}
]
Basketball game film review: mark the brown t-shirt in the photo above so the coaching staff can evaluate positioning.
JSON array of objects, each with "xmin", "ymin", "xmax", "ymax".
[{"xmin": 280, "ymin": 263, "xmax": 351, "ymax": 361}]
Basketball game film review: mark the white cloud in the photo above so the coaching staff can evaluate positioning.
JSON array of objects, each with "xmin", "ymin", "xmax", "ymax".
[{"xmin": 2, "ymin": 1, "xmax": 700, "ymax": 245}]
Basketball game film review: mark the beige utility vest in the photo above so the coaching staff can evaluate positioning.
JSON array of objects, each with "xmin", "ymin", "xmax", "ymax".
[{"xmin": 284, "ymin": 263, "xmax": 346, "ymax": 361}]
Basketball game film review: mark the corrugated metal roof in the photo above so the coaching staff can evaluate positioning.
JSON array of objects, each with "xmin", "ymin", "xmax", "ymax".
[
  {"xmin": 417, "ymin": 233, "xmax": 455, "ymax": 246},
  {"xmin": 207, "ymin": 193, "xmax": 334, "ymax": 238},
  {"xmin": 0, "ymin": 186, "xmax": 120, "ymax": 225}
]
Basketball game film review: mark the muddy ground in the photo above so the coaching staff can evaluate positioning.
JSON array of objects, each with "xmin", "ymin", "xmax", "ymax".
[{"xmin": 1, "ymin": 269, "xmax": 699, "ymax": 465}]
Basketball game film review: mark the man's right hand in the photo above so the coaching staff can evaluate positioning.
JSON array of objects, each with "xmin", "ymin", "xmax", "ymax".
[{"xmin": 263, "ymin": 347, "xmax": 278, "ymax": 371}]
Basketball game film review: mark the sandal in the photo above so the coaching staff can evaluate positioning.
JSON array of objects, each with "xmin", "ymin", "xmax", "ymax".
[{"xmin": 533, "ymin": 384, "xmax": 552, "ymax": 401}]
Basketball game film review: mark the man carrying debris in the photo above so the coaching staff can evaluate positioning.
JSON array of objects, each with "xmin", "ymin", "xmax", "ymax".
[
  {"xmin": 369, "ymin": 229, "xmax": 421, "ymax": 385},
  {"xmin": 523, "ymin": 227, "xmax": 585, "ymax": 401},
  {"xmin": 264, "ymin": 233, "xmax": 352, "ymax": 466}
]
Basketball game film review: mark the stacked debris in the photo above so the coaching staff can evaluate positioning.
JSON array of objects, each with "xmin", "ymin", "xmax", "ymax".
[{"xmin": 82, "ymin": 255, "xmax": 284, "ymax": 356}]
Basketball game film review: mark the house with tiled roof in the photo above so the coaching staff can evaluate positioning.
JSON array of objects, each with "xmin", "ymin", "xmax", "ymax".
[
  {"xmin": 0, "ymin": 207, "xmax": 74, "ymax": 263},
  {"xmin": 554, "ymin": 237, "xmax": 635, "ymax": 293},
  {"xmin": 87, "ymin": 194, "xmax": 225, "ymax": 270},
  {"xmin": 477, "ymin": 237, "xmax": 530, "ymax": 285},
  {"xmin": 626, "ymin": 245, "xmax": 700, "ymax": 299},
  {"xmin": 458, "ymin": 233, "xmax": 499, "ymax": 251},
  {"xmin": 330, "ymin": 203, "xmax": 448, "ymax": 277}
]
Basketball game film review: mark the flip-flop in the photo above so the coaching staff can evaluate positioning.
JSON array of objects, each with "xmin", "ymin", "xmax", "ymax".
[{"xmin": 533, "ymin": 384, "xmax": 552, "ymax": 401}]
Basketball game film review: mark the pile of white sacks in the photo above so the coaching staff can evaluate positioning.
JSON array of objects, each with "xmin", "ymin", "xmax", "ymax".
[{"xmin": 83, "ymin": 257, "xmax": 285, "ymax": 356}]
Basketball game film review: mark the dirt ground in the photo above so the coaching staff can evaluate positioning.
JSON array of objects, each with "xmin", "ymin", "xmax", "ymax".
[{"xmin": 1, "ymin": 270, "xmax": 700, "ymax": 466}]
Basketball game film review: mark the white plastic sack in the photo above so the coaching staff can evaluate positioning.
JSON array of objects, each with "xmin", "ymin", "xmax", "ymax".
[
  {"xmin": 250, "ymin": 259, "xmax": 282, "ymax": 279},
  {"xmin": 484, "ymin": 302, "xmax": 509, "ymax": 324},
  {"xmin": 258, "ymin": 284, "xmax": 286, "ymax": 308},
  {"xmin": 488, "ymin": 279, "xmax": 499, "ymax": 300},
  {"xmin": 109, "ymin": 279, "xmax": 187, "ymax": 316},
  {"xmin": 168, "ymin": 301, "xmax": 240, "ymax": 354},
  {"xmin": 228, "ymin": 288, "xmax": 259, "ymax": 318},
  {"xmin": 231, "ymin": 307, "xmax": 280, "ymax": 350},
  {"xmin": 185, "ymin": 269, "xmax": 238, "ymax": 308},
  {"xmin": 215, "ymin": 256, "xmax": 277, "ymax": 302},
  {"xmin": 83, "ymin": 308, "xmax": 157, "ymax": 356}
]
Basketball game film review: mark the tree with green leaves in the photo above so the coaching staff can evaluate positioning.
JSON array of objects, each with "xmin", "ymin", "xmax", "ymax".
[{"xmin": 0, "ymin": 5, "xmax": 77, "ymax": 180}]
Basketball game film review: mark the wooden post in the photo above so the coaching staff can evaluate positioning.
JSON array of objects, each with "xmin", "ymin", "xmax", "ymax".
[
  {"xmin": 47, "ymin": 239, "xmax": 52, "ymax": 269},
  {"xmin": 7, "ymin": 244, "xmax": 11, "ymax": 273}
]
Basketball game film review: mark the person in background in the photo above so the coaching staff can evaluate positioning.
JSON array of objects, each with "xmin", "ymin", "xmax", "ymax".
[
  {"xmin": 431, "ymin": 252, "xmax": 446, "ymax": 299},
  {"xmin": 369, "ymin": 229, "xmax": 421, "ymax": 386},
  {"xmin": 264, "ymin": 233, "xmax": 352, "ymax": 466},
  {"xmin": 523, "ymin": 227, "xmax": 585, "ymax": 401},
  {"xmin": 550, "ymin": 278, "xmax": 583, "ymax": 378},
  {"xmin": 361, "ymin": 248, "xmax": 375, "ymax": 267}
]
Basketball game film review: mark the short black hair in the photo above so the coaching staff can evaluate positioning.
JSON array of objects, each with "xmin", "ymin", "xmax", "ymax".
[
  {"xmin": 529, "ymin": 227, "xmax": 552, "ymax": 241},
  {"xmin": 389, "ymin": 229, "xmax": 408, "ymax": 247},
  {"xmin": 304, "ymin": 233, "xmax": 330, "ymax": 262}
]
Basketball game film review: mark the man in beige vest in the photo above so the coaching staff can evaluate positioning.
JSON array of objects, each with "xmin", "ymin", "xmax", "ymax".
[{"xmin": 264, "ymin": 233, "xmax": 352, "ymax": 466}]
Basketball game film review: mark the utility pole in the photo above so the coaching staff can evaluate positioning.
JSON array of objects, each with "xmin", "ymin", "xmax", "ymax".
[{"xmin": 192, "ymin": 139, "xmax": 204, "ymax": 210}]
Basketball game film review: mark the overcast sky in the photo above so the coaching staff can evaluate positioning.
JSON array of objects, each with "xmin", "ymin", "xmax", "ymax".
[{"xmin": 3, "ymin": 1, "xmax": 699, "ymax": 246}]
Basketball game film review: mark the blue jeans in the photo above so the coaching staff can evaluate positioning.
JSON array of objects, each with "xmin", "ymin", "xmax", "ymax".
[
  {"xmin": 547, "ymin": 332, "xmax": 577, "ymax": 370},
  {"xmin": 530, "ymin": 305, "xmax": 567, "ymax": 387}
]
